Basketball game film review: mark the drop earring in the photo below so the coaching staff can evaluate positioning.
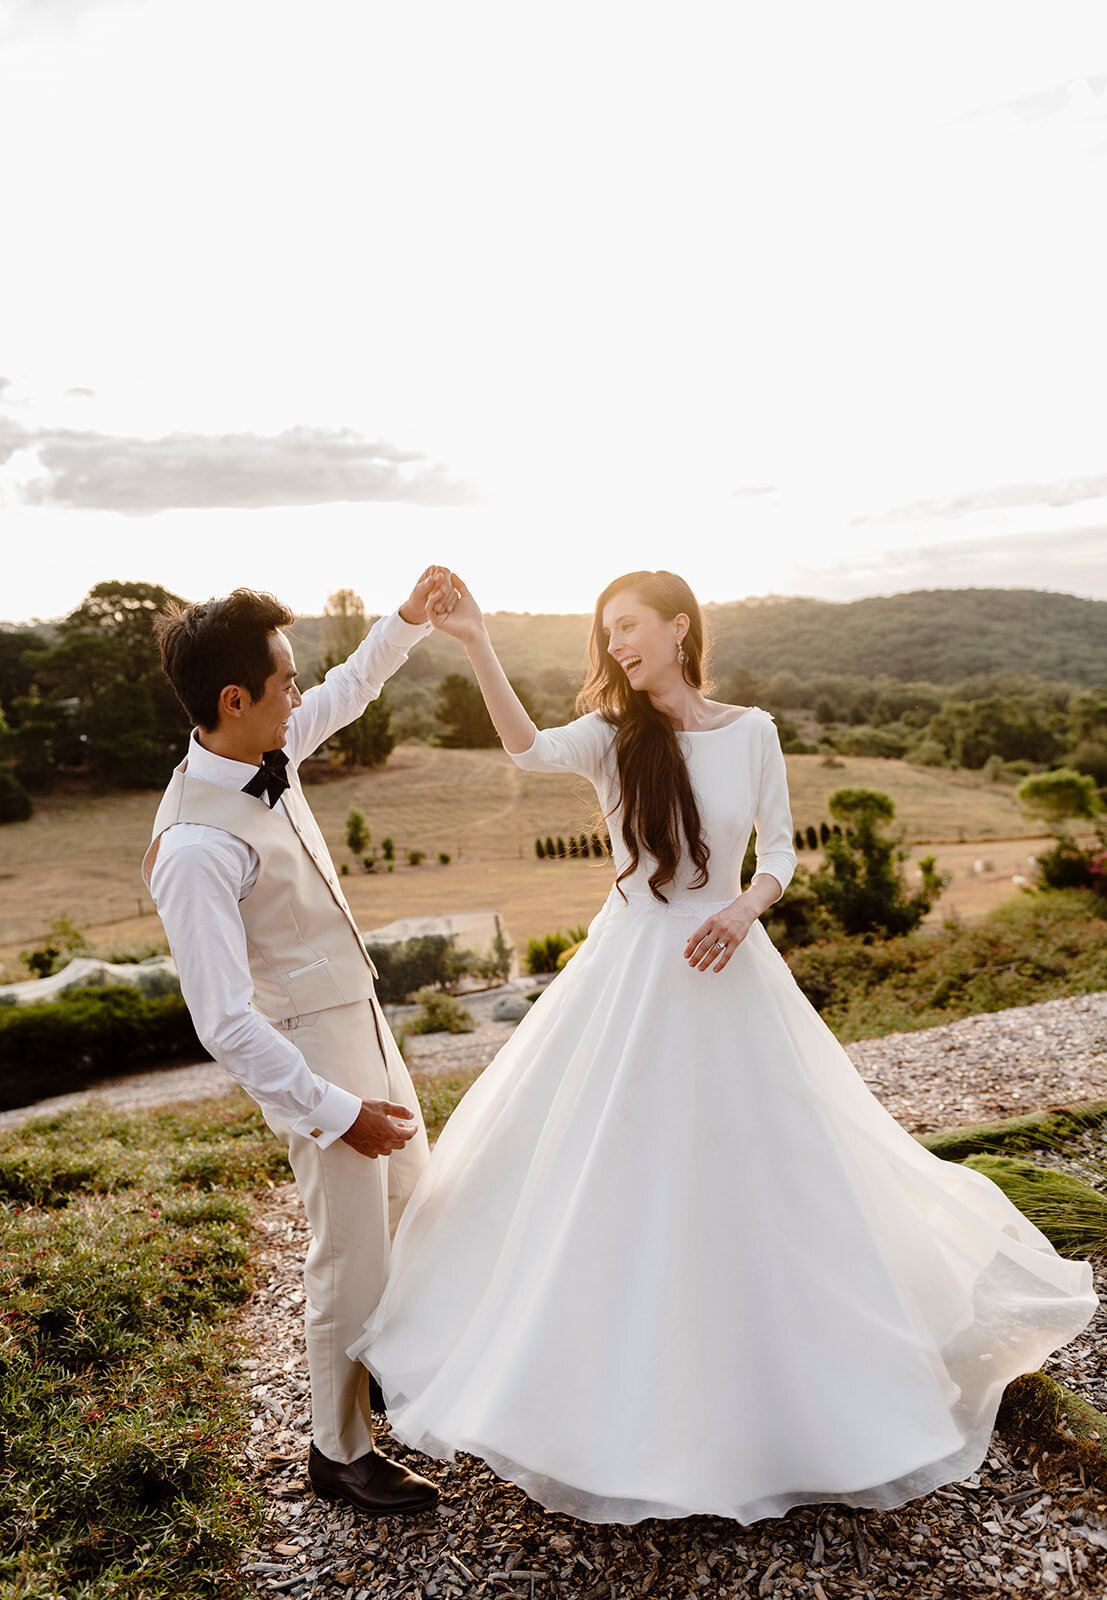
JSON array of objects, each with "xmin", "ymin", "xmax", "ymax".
[{"xmin": 677, "ymin": 643, "xmax": 687, "ymax": 665}]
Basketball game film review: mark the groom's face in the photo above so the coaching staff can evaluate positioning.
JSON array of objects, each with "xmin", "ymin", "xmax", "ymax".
[{"xmin": 243, "ymin": 629, "xmax": 302, "ymax": 750}]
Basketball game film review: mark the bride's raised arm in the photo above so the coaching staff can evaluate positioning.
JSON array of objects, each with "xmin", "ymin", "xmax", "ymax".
[{"xmin": 430, "ymin": 574, "xmax": 538, "ymax": 756}]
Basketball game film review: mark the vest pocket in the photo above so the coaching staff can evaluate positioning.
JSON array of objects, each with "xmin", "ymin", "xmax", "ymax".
[
  {"xmin": 284, "ymin": 954, "xmax": 344, "ymax": 1013},
  {"xmin": 287, "ymin": 956, "xmax": 330, "ymax": 979}
]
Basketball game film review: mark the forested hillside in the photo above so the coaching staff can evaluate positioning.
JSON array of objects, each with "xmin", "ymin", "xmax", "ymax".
[{"xmin": 291, "ymin": 587, "xmax": 1107, "ymax": 690}]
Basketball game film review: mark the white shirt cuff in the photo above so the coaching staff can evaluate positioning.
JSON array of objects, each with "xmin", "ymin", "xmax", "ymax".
[
  {"xmin": 380, "ymin": 607, "xmax": 435, "ymax": 646},
  {"xmin": 288, "ymin": 1082, "xmax": 363, "ymax": 1148}
]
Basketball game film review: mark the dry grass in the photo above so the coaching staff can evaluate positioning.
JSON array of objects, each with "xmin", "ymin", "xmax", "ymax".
[{"xmin": 0, "ymin": 747, "xmax": 1044, "ymax": 965}]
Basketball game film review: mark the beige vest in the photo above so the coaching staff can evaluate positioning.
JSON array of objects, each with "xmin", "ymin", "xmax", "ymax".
[{"xmin": 143, "ymin": 760, "xmax": 377, "ymax": 1022}]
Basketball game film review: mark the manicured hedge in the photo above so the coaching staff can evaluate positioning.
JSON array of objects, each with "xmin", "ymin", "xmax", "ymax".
[{"xmin": 0, "ymin": 988, "xmax": 208, "ymax": 1112}]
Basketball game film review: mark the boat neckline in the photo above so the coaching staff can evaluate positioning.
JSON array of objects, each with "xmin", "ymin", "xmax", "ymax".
[{"xmin": 677, "ymin": 706, "xmax": 759, "ymax": 735}]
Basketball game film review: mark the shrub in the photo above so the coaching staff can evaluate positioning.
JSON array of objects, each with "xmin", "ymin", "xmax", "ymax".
[
  {"xmin": 438, "ymin": 851, "xmax": 451, "ymax": 865},
  {"xmin": 381, "ymin": 835, "xmax": 395, "ymax": 861},
  {"xmin": 406, "ymin": 987, "xmax": 474, "ymax": 1035},
  {"xmin": 535, "ymin": 837, "xmax": 546, "ymax": 859},
  {"xmin": 367, "ymin": 934, "xmax": 472, "ymax": 1003},
  {"xmin": 525, "ymin": 930, "xmax": 574, "ymax": 974},
  {"xmin": 0, "ymin": 989, "xmax": 205, "ymax": 1112},
  {"xmin": 407, "ymin": 848, "xmax": 426, "ymax": 867},
  {"xmin": 591, "ymin": 833, "xmax": 605, "ymax": 858},
  {"xmin": 1036, "ymin": 836, "xmax": 1100, "ymax": 894},
  {"xmin": 556, "ymin": 836, "xmax": 566, "ymax": 858},
  {"xmin": 20, "ymin": 915, "xmax": 91, "ymax": 979},
  {"xmin": 1019, "ymin": 768, "xmax": 1102, "ymax": 825},
  {"xmin": 906, "ymin": 738, "xmax": 947, "ymax": 767},
  {"xmin": 545, "ymin": 836, "xmax": 555, "ymax": 857},
  {"xmin": 467, "ymin": 921, "xmax": 514, "ymax": 982},
  {"xmin": 0, "ymin": 761, "xmax": 32, "ymax": 822},
  {"xmin": 786, "ymin": 890, "xmax": 1107, "ymax": 1041},
  {"xmin": 345, "ymin": 807, "xmax": 369, "ymax": 858},
  {"xmin": 805, "ymin": 824, "xmax": 818, "ymax": 851},
  {"xmin": 362, "ymin": 854, "xmax": 375, "ymax": 872},
  {"xmin": 809, "ymin": 787, "xmax": 940, "ymax": 938}
]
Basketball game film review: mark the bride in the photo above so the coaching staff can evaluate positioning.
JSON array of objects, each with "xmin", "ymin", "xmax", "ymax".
[{"xmin": 348, "ymin": 568, "xmax": 1097, "ymax": 1525}]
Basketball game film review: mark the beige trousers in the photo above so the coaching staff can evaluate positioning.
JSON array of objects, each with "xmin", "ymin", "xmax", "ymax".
[{"xmin": 263, "ymin": 996, "xmax": 429, "ymax": 1463}]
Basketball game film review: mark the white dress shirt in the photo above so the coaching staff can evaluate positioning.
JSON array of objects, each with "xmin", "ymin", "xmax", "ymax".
[{"xmin": 149, "ymin": 608, "xmax": 432, "ymax": 1147}]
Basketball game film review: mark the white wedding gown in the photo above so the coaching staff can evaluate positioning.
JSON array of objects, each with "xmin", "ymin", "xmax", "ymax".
[{"xmin": 348, "ymin": 708, "xmax": 1097, "ymax": 1525}]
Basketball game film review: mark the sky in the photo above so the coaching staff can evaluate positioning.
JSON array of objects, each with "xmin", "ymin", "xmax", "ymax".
[{"xmin": 1, "ymin": 0, "xmax": 1106, "ymax": 623}]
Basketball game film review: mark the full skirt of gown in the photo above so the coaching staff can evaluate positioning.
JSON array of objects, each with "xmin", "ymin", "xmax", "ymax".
[{"xmin": 349, "ymin": 892, "xmax": 1098, "ymax": 1525}]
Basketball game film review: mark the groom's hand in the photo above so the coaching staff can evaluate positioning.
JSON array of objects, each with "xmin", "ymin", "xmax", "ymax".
[{"xmin": 341, "ymin": 1099, "xmax": 419, "ymax": 1159}]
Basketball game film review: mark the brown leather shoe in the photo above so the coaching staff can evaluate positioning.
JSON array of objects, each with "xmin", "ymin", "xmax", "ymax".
[{"xmin": 308, "ymin": 1444, "xmax": 439, "ymax": 1514}]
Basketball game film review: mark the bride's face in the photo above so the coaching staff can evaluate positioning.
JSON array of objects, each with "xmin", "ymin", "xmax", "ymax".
[{"xmin": 601, "ymin": 588, "xmax": 688, "ymax": 695}]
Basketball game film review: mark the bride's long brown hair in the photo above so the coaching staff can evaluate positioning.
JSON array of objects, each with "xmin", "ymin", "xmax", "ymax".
[{"xmin": 578, "ymin": 570, "xmax": 711, "ymax": 903}]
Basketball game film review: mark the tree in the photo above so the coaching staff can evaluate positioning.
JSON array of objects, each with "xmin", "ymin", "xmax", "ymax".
[
  {"xmin": 15, "ymin": 581, "xmax": 190, "ymax": 788},
  {"xmin": 535, "ymin": 837, "xmax": 546, "ymax": 859},
  {"xmin": 435, "ymin": 673, "xmax": 536, "ymax": 748},
  {"xmin": 0, "ymin": 629, "xmax": 40, "ymax": 725},
  {"xmin": 1017, "ymin": 769, "xmax": 1102, "ymax": 827},
  {"xmin": 809, "ymin": 787, "xmax": 941, "ymax": 937},
  {"xmin": 0, "ymin": 762, "xmax": 32, "ymax": 823},
  {"xmin": 345, "ymin": 808, "xmax": 369, "ymax": 858},
  {"xmin": 318, "ymin": 590, "xmax": 396, "ymax": 768}
]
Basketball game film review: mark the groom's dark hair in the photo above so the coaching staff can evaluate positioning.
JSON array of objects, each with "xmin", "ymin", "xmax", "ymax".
[{"xmin": 154, "ymin": 588, "xmax": 296, "ymax": 730}]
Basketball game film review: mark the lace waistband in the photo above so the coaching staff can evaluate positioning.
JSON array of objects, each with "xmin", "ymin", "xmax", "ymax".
[{"xmin": 619, "ymin": 891, "xmax": 734, "ymax": 918}]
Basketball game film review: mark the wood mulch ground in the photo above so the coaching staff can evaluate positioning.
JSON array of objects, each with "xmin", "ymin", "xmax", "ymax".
[{"xmin": 237, "ymin": 992, "xmax": 1107, "ymax": 1599}]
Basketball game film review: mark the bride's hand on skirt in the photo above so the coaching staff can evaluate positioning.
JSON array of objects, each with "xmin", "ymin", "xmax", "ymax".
[{"xmin": 684, "ymin": 900, "xmax": 758, "ymax": 972}]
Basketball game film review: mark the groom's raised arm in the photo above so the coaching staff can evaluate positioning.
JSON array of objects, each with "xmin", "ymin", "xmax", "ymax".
[{"xmin": 285, "ymin": 567, "xmax": 454, "ymax": 765}]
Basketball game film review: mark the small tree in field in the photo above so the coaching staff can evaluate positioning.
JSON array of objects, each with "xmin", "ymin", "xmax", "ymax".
[
  {"xmin": 810, "ymin": 787, "xmax": 943, "ymax": 938},
  {"xmin": 1017, "ymin": 769, "xmax": 1101, "ymax": 828},
  {"xmin": 345, "ymin": 809, "xmax": 369, "ymax": 859},
  {"xmin": 1018, "ymin": 768, "xmax": 1105, "ymax": 895}
]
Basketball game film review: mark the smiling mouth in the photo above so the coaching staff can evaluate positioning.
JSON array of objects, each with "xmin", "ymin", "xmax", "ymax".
[{"xmin": 621, "ymin": 656, "xmax": 643, "ymax": 674}]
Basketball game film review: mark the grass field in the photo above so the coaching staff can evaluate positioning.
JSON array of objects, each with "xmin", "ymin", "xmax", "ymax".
[{"xmin": 0, "ymin": 747, "xmax": 1048, "ymax": 969}]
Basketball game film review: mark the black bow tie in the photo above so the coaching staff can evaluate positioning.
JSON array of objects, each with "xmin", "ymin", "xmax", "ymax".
[{"xmin": 242, "ymin": 748, "xmax": 290, "ymax": 807}]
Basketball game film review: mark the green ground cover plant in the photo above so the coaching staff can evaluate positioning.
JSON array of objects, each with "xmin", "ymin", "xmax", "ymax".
[
  {"xmin": 787, "ymin": 890, "xmax": 1107, "ymax": 1042},
  {"xmin": 0, "ymin": 1098, "xmax": 289, "ymax": 1598}
]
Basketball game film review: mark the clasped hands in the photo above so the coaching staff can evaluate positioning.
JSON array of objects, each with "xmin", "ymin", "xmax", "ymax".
[{"xmin": 399, "ymin": 566, "xmax": 461, "ymax": 627}]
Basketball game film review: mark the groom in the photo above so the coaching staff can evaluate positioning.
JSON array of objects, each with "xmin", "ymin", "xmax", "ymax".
[{"xmin": 143, "ymin": 568, "xmax": 457, "ymax": 1515}]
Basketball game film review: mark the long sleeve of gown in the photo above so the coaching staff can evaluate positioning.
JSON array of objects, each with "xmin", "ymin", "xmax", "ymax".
[
  {"xmin": 753, "ymin": 714, "xmax": 798, "ymax": 895},
  {"xmin": 505, "ymin": 712, "xmax": 614, "ymax": 781}
]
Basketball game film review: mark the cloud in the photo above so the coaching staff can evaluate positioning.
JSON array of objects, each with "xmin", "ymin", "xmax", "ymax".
[
  {"xmin": 854, "ymin": 471, "xmax": 1107, "ymax": 526},
  {"xmin": 969, "ymin": 73, "xmax": 1107, "ymax": 127},
  {"xmin": 0, "ymin": 0, "xmax": 142, "ymax": 36},
  {"xmin": 789, "ymin": 523, "xmax": 1107, "ymax": 604},
  {"xmin": 5, "ymin": 422, "xmax": 479, "ymax": 513}
]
